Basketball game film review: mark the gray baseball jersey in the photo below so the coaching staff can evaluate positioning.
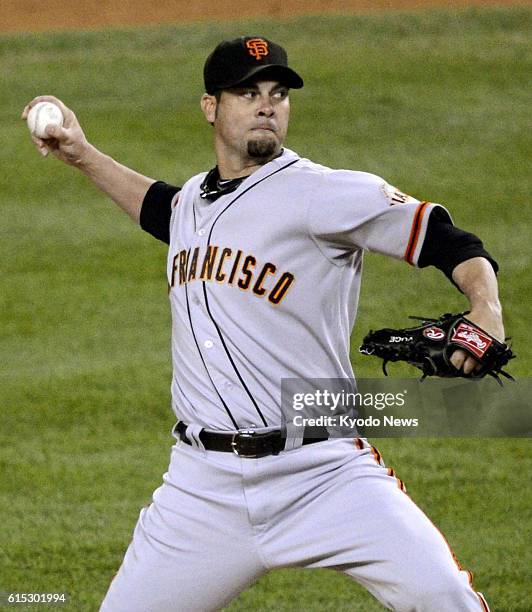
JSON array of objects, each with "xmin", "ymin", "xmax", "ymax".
[
  {"xmin": 166, "ymin": 147, "xmax": 444, "ymax": 430},
  {"xmin": 101, "ymin": 147, "xmax": 490, "ymax": 612}
]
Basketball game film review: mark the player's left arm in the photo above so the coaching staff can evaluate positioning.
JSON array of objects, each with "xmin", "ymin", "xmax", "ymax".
[
  {"xmin": 450, "ymin": 257, "xmax": 504, "ymax": 374},
  {"xmin": 305, "ymin": 172, "xmax": 505, "ymax": 375},
  {"xmin": 417, "ymin": 210, "xmax": 505, "ymax": 374}
]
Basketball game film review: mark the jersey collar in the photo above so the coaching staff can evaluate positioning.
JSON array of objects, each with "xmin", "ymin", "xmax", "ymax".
[
  {"xmin": 201, "ymin": 148, "xmax": 300, "ymax": 202},
  {"xmin": 234, "ymin": 148, "xmax": 300, "ymax": 191}
]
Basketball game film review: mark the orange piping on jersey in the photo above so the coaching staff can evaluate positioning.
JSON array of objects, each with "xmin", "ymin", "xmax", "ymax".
[
  {"xmin": 405, "ymin": 201, "xmax": 430, "ymax": 265},
  {"xmin": 371, "ymin": 445, "xmax": 382, "ymax": 465},
  {"xmin": 390, "ymin": 461, "xmax": 488, "ymax": 607},
  {"xmin": 397, "ymin": 478, "xmax": 407, "ymax": 492},
  {"xmin": 369, "ymin": 443, "xmax": 487, "ymax": 608},
  {"xmin": 393, "ymin": 470, "xmax": 488, "ymax": 607},
  {"xmin": 477, "ymin": 592, "xmax": 490, "ymax": 611},
  {"xmin": 407, "ymin": 489, "xmax": 490, "ymax": 608},
  {"xmin": 354, "ymin": 438, "xmax": 364, "ymax": 450}
]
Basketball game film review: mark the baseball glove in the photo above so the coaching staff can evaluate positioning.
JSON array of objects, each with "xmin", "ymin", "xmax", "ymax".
[{"xmin": 359, "ymin": 312, "xmax": 515, "ymax": 384}]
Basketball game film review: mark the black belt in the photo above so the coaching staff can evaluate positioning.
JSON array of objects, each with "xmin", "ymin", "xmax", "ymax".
[{"xmin": 175, "ymin": 421, "xmax": 329, "ymax": 458}]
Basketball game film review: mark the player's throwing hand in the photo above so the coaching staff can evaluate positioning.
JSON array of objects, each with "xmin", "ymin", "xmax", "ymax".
[{"xmin": 22, "ymin": 95, "xmax": 90, "ymax": 165}]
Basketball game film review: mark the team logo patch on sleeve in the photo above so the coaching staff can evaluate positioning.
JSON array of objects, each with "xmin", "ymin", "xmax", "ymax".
[
  {"xmin": 381, "ymin": 182, "xmax": 420, "ymax": 206},
  {"xmin": 423, "ymin": 327, "xmax": 445, "ymax": 341},
  {"xmin": 451, "ymin": 323, "xmax": 493, "ymax": 358}
]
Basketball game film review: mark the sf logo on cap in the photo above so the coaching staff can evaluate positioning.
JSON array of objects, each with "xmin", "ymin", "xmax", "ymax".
[{"xmin": 246, "ymin": 38, "xmax": 269, "ymax": 60}]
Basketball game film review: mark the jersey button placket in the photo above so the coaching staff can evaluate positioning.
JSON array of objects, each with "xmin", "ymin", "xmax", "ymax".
[
  {"xmin": 187, "ymin": 226, "xmax": 208, "ymax": 309},
  {"xmin": 189, "ymin": 222, "xmax": 256, "ymax": 418}
]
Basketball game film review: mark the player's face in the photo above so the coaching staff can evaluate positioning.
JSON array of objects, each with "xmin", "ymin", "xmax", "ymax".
[{"xmin": 203, "ymin": 80, "xmax": 290, "ymax": 164}]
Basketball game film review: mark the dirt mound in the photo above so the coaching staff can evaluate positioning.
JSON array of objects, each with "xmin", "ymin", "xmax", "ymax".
[{"xmin": 2, "ymin": 0, "xmax": 525, "ymax": 34}]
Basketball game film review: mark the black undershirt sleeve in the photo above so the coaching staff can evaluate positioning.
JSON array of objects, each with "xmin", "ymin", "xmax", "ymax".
[
  {"xmin": 139, "ymin": 181, "xmax": 181, "ymax": 245},
  {"xmin": 418, "ymin": 207, "xmax": 499, "ymax": 282}
]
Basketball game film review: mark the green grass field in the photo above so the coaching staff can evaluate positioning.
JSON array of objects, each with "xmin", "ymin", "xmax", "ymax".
[{"xmin": 1, "ymin": 6, "xmax": 531, "ymax": 611}]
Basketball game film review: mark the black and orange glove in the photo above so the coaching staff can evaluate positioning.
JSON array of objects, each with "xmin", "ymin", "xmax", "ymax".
[{"xmin": 359, "ymin": 312, "xmax": 515, "ymax": 384}]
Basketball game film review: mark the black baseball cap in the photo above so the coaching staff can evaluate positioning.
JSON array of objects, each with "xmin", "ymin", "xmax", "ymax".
[{"xmin": 203, "ymin": 36, "xmax": 304, "ymax": 94}]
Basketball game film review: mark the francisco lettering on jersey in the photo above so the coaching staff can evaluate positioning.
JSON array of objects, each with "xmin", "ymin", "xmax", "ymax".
[
  {"xmin": 170, "ymin": 246, "xmax": 295, "ymax": 306},
  {"xmin": 381, "ymin": 182, "xmax": 419, "ymax": 206}
]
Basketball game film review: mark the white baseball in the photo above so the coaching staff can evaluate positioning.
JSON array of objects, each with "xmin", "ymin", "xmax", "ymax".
[{"xmin": 27, "ymin": 101, "xmax": 64, "ymax": 139}]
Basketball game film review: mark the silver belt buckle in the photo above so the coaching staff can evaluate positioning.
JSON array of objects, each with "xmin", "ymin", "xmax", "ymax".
[{"xmin": 231, "ymin": 428, "xmax": 258, "ymax": 457}]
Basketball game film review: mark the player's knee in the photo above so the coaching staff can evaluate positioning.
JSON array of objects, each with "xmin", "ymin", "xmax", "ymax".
[{"xmin": 407, "ymin": 570, "xmax": 482, "ymax": 611}]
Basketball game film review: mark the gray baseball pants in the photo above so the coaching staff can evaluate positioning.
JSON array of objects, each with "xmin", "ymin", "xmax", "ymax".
[{"xmin": 100, "ymin": 437, "xmax": 489, "ymax": 611}]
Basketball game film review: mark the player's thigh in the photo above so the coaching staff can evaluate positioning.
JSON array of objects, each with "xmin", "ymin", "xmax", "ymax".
[
  {"xmin": 337, "ymin": 481, "xmax": 482, "ymax": 610},
  {"xmin": 100, "ymin": 504, "xmax": 265, "ymax": 612},
  {"xmin": 265, "ymin": 441, "xmax": 483, "ymax": 610},
  {"xmin": 319, "ymin": 445, "xmax": 484, "ymax": 610},
  {"xmin": 100, "ymin": 443, "xmax": 266, "ymax": 611}
]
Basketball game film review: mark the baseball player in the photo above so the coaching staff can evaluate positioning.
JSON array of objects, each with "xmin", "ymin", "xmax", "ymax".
[{"xmin": 22, "ymin": 36, "xmax": 502, "ymax": 611}]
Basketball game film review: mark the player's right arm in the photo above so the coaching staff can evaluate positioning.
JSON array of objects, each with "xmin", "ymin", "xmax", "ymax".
[{"xmin": 22, "ymin": 95, "xmax": 155, "ymax": 224}]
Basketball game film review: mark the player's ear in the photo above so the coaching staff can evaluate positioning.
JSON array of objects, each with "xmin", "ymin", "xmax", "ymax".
[{"xmin": 201, "ymin": 94, "xmax": 217, "ymax": 126}]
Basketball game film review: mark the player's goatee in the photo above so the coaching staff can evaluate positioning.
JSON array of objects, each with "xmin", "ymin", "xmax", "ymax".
[{"xmin": 247, "ymin": 138, "xmax": 277, "ymax": 159}]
